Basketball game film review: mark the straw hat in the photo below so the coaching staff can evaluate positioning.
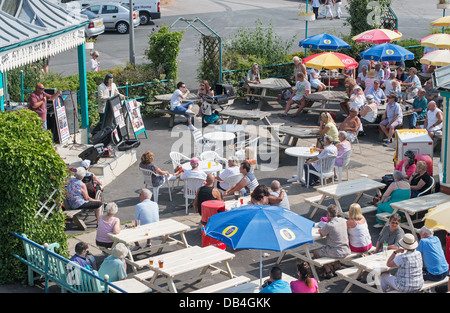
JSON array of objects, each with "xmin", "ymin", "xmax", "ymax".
[
  {"xmin": 367, "ymin": 69, "xmax": 377, "ymax": 78},
  {"xmin": 399, "ymin": 233, "xmax": 418, "ymax": 250}
]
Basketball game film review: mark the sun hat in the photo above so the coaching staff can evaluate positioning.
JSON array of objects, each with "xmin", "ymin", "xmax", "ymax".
[
  {"xmin": 367, "ymin": 69, "xmax": 377, "ymax": 78},
  {"xmin": 190, "ymin": 157, "xmax": 199, "ymax": 166},
  {"xmin": 366, "ymin": 94, "xmax": 374, "ymax": 102},
  {"xmin": 399, "ymin": 233, "xmax": 418, "ymax": 250},
  {"xmin": 81, "ymin": 159, "xmax": 91, "ymax": 169},
  {"xmin": 112, "ymin": 243, "xmax": 128, "ymax": 259}
]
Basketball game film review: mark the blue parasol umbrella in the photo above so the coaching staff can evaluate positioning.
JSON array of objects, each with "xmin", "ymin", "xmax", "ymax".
[
  {"xmin": 299, "ymin": 33, "xmax": 351, "ymax": 50},
  {"xmin": 360, "ymin": 42, "xmax": 414, "ymax": 62},
  {"xmin": 204, "ymin": 205, "xmax": 315, "ymax": 286}
]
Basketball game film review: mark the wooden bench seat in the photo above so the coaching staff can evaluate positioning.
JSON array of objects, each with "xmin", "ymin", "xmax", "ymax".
[
  {"xmin": 335, "ymin": 266, "xmax": 359, "ymax": 279},
  {"xmin": 388, "ymin": 277, "xmax": 449, "ymax": 293},
  {"xmin": 190, "ymin": 276, "xmax": 251, "ymax": 293},
  {"xmin": 63, "ymin": 209, "xmax": 86, "ymax": 231},
  {"xmin": 375, "ymin": 211, "xmax": 392, "ymax": 222},
  {"xmin": 341, "ymin": 205, "xmax": 377, "ymax": 218},
  {"xmin": 154, "ymin": 109, "xmax": 177, "ymax": 128},
  {"xmin": 109, "ymin": 278, "xmax": 153, "ymax": 293}
]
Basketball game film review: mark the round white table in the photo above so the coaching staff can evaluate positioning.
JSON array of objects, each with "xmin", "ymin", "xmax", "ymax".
[
  {"xmin": 181, "ymin": 160, "xmax": 223, "ymax": 175},
  {"xmin": 203, "ymin": 131, "xmax": 236, "ymax": 156},
  {"xmin": 285, "ymin": 147, "xmax": 319, "ymax": 183}
]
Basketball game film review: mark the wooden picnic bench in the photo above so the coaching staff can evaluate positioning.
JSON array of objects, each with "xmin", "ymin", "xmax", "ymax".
[
  {"xmin": 247, "ymin": 78, "xmax": 292, "ymax": 110},
  {"xmin": 190, "ymin": 275, "xmax": 251, "ymax": 293},
  {"xmin": 10, "ymin": 232, "xmax": 146, "ymax": 293}
]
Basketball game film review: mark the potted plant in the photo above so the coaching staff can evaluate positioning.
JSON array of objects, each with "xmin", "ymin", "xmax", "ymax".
[
  {"xmin": 85, "ymin": 37, "xmax": 96, "ymax": 50},
  {"xmin": 437, "ymin": 0, "xmax": 450, "ymax": 9},
  {"xmin": 298, "ymin": 4, "xmax": 315, "ymax": 21}
]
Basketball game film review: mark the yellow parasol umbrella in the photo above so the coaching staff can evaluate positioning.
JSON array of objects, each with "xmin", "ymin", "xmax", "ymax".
[
  {"xmin": 420, "ymin": 49, "xmax": 450, "ymax": 66},
  {"xmin": 430, "ymin": 16, "xmax": 450, "ymax": 27},
  {"xmin": 420, "ymin": 33, "xmax": 450, "ymax": 49},
  {"xmin": 424, "ymin": 202, "xmax": 450, "ymax": 231}
]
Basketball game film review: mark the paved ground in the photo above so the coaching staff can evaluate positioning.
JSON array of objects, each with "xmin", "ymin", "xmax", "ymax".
[{"xmin": 2, "ymin": 86, "xmax": 444, "ymax": 294}]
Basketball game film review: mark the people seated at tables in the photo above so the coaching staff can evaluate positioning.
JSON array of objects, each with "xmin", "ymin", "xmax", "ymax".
[
  {"xmin": 374, "ymin": 214, "xmax": 404, "ymax": 253},
  {"xmin": 317, "ymin": 112, "xmax": 339, "ymax": 149},
  {"xmin": 380, "ymin": 93, "xmax": 403, "ymax": 146},
  {"xmin": 341, "ymin": 67, "xmax": 355, "ymax": 80},
  {"xmin": 66, "ymin": 167, "xmax": 103, "ymax": 222},
  {"xmin": 291, "ymin": 56, "xmax": 308, "ymax": 82},
  {"xmin": 260, "ymin": 266, "xmax": 292, "ymax": 293},
  {"xmin": 95, "ymin": 202, "xmax": 121, "ymax": 249},
  {"xmin": 382, "ymin": 61, "xmax": 391, "ymax": 82},
  {"xmin": 395, "ymin": 150, "xmax": 417, "ymax": 179},
  {"xmin": 388, "ymin": 80, "xmax": 403, "ymax": 103},
  {"xmin": 290, "ymin": 262, "xmax": 319, "ymax": 293},
  {"xmin": 216, "ymin": 156, "xmax": 240, "ymax": 191},
  {"xmin": 309, "ymin": 67, "xmax": 327, "ymax": 92},
  {"xmin": 356, "ymin": 65, "xmax": 368, "ymax": 87},
  {"xmin": 334, "ymin": 131, "xmax": 351, "ymax": 177},
  {"xmin": 131, "ymin": 189, "xmax": 159, "ymax": 251},
  {"xmin": 365, "ymin": 79, "xmax": 386, "ymax": 105},
  {"xmin": 373, "ymin": 62, "xmax": 384, "ymax": 82},
  {"xmin": 402, "ymin": 67, "xmax": 422, "ymax": 101},
  {"xmin": 374, "ymin": 171, "xmax": 410, "ymax": 228},
  {"xmin": 196, "ymin": 80, "xmax": 214, "ymax": 117},
  {"xmin": 339, "ymin": 78, "xmax": 357, "ymax": 114},
  {"xmin": 422, "ymin": 101, "xmax": 443, "ymax": 139},
  {"xmin": 312, "ymin": 205, "xmax": 351, "ymax": 279},
  {"xmin": 140, "ymin": 150, "xmax": 177, "ymax": 185},
  {"xmin": 338, "ymin": 107, "xmax": 361, "ymax": 142},
  {"xmin": 304, "ymin": 135, "xmax": 338, "ymax": 187},
  {"xmin": 223, "ymin": 161, "xmax": 259, "ymax": 197},
  {"xmin": 358, "ymin": 58, "xmax": 372, "ymax": 75},
  {"xmin": 246, "ymin": 63, "xmax": 261, "ymax": 104},
  {"xmin": 383, "ymin": 72, "xmax": 396, "ymax": 95},
  {"xmin": 409, "ymin": 88, "xmax": 428, "ymax": 129},
  {"xmin": 179, "ymin": 157, "xmax": 207, "ymax": 181},
  {"xmin": 341, "ymin": 85, "xmax": 365, "ymax": 115},
  {"xmin": 250, "ymin": 184, "xmax": 270, "ymax": 205},
  {"xmin": 380, "ymin": 233, "xmax": 424, "ymax": 292},
  {"xmin": 269, "ymin": 180, "xmax": 290, "ymax": 210},
  {"xmin": 360, "ymin": 95, "xmax": 378, "ymax": 125},
  {"xmin": 409, "ymin": 161, "xmax": 433, "ymax": 198},
  {"xmin": 69, "ymin": 241, "xmax": 95, "ymax": 271},
  {"xmin": 280, "ymin": 72, "xmax": 311, "ymax": 117},
  {"xmin": 395, "ymin": 66, "xmax": 408, "ymax": 83},
  {"xmin": 417, "ymin": 226, "xmax": 449, "ymax": 282},
  {"xmin": 98, "ymin": 242, "xmax": 128, "ymax": 282},
  {"xmin": 364, "ymin": 69, "xmax": 377, "ymax": 92},
  {"xmin": 171, "ymin": 81, "xmax": 196, "ymax": 131},
  {"xmin": 193, "ymin": 174, "xmax": 222, "ymax": 215},
  {"xmin": 424, "ymin": 79, "xmax": 443, "ymax": 109},
  {"xmin": 346, "ymin": 204, "xmax": 372, "ymax": 253}
]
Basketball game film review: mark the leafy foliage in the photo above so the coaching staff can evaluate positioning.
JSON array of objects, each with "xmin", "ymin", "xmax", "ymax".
[
  {"xmin": 345, "ymin": 0, "xmax": 392, "ymax": 36},
  {"xmin": 0, "ymin": 110, "xmax": 69, "ymax": 283}
]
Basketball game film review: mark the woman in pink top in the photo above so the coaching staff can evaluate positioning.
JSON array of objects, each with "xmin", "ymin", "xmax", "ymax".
[
  {"xmin": 290, "ymin": 262, "xmax": 319, "ymax": 293},
  {"xmin": 96, "ymin": 202, "xmax": 121, "ymax": 249}
]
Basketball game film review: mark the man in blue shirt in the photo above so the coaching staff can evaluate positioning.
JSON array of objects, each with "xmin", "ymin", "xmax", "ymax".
[
  {"xmin": 409, "ymin": 88, "xmax": 428, "ymax": 128},
  {"xmin": 69, "ymin": 241, "xmax": 92, "ymax": 270},
  {"xmin": 260, "ymin": 266, "xmax": 292, "ymax": 293},
  {"xmin": 417, "ymin": 226, "xmax": 449, "ymax": 281},
  {"xmin": 131, "ymin": 188, "xmax": 160, "ymax": 251},
  {"xmin": 365, "ymin": 80, "xmax": 386, "ymax": 105}
]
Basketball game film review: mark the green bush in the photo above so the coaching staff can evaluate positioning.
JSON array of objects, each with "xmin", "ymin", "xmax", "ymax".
[
  {"xmin": 345, "ymin": 0, "xmax": 392, "ymax": 36},
  {"xmin": 0, "ymin": 110, "xmax": 68, "ymax": 284}
]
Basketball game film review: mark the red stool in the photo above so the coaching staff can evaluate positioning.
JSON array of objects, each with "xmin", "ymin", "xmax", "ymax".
[{"xmin": 201, "ymin": 200, "xmax": 226, "ymax": 250}]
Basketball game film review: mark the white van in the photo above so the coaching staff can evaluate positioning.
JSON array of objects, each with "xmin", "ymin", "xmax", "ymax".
[{"xmin": 72, "ymin": 0, "xmax": 161, "ymax": 25}]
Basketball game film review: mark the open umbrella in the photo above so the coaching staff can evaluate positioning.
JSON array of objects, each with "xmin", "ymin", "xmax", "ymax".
[
  {"xmin": 352, "ymin": 28, "xmax": 402, "ymax": 44},
  {"xmin": 299, "ymin": 33, "xmax": 351, "ymax": 50},
  {"xmin": 360, "ymin": 43, "xmax": 414, "ymax": 62},
  {"xmin": 302, "ymin": 52, "xmax": 358, "ymax": 70},
  {"xmin": 420, "ymin": 49, "xmax": 450, "ymax": 66},
  {"xmin": 204, "ymin": 205, "xmax": 315, "ymax": 286},
  {"xmin": 424, "ymin": 202, "xmax": 450, "ymax": 231},
  {"xmin": 430, "ymin": 16, "xmax": 450, "ymax": 27},
  {"xmin": 420, "ymin": 34, "xmax": 450, "ymax": 49}
]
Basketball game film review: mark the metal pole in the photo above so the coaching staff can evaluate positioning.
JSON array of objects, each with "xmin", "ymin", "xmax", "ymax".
[
  {"xmin": 305, "ymin": 0, "xmax": 309, "ymax": 57},
  {"xmin": 129, "ymin": 0, "xmax": 136, "ymax": 65}
]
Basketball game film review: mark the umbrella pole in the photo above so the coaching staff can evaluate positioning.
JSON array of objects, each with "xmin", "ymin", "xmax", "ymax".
[{"xmin": 260, "ymin": 250, "xmax": 263, "ymax": 287}]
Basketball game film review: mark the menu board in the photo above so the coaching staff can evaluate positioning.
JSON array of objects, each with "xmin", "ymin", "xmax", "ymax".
[
  {"xmin": 107, "ymin": 95, "xmax": 128, "ymax": 138},
  {"xmin": 54, "ymin": 95, "xmax": 70, "ymax": 145},
  {"xmin": 124, "ymin": 99, "xmax": 144, "ymax": 133}
]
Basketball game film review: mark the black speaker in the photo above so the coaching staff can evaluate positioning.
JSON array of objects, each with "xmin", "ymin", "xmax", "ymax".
[
  {"xmin": 78, "ymin": 143, "xmax": 105, "ymax": 165},
  {"xmin": 62, "ymin": 90, "xmax": 79, "ymax": 135}
]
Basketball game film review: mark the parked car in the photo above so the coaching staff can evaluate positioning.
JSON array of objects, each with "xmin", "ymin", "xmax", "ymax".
[
  {"xmin": 81, "ymin": 9, "xmax": 105, "ymax": 38},
  {"xmin": 83, "ymin": 3, "xmax": 140, "ymax": 34}
]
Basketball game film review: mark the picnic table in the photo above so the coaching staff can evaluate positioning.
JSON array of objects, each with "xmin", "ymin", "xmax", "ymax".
[
  {"xmin": 247, "ymin": 78, "xmax": 291, "ymax": 110},
  {"xmin": 217, "ymin": 273, "xmax": 297, "ymax": 293},
  {"xmin": 104, "ymin": 219, "xmax": 191, "ymax": 272},
  {"xmin": 377, "ymin": 192, "xmax": 450, "ymax": 241},
  {"xmin": 306, "ymin": 177, "xmax": 385, "ymax": 219},
  {"xmin": 278, "ymin": 126, "xmax": 321, "ymax": 147},
  {"xmin": 133, "ymin": 245, "xmax": 236, "ymax": 293},
  {"xmin": 154, "ymin": 93, "xmax": 202, "ymax": 105},
  {"xmin": 151, "ymin": 94, "xmax": 202, "ymax": 127},
  {"xmin": 224, "ymin": 195, "xmax": 252, "ymax": 210},
  {"xmin": 304, "ymin": 90, "xmax": 346, "ymax": 122}
]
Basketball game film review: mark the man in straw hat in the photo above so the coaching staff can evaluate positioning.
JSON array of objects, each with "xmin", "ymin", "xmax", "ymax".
[{"xmin": 380, "ymin": 233, "xmax": 424, "ymax": 292}]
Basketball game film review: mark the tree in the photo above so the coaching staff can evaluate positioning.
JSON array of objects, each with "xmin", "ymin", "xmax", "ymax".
[
  {"xmin": 0, "ymin": 110, "xmax": 68, "ymax": 283},
  {"xmin": 345, "ymin": 0, "xmax": 393, "ymax": 36}
]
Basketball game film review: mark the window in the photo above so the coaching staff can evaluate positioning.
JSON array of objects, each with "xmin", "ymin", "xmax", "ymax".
[
  {"xmin": 86, "ymin": 5, "xmax": 100, "ymax": 14},
  {"xmin": 102, "ymin": 5, "xmax": 119, "ymax": 14}
]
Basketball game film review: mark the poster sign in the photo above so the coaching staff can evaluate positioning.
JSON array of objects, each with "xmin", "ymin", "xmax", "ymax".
[
  {"xmin": 124, "ymin": 99, "xmax": 144, "ymax": 133},
  {"xmin": 54, "ymin": 95, "xmax": 70, "ymax": 145}
]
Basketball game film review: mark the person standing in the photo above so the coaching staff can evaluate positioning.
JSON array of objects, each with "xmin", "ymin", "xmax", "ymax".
[
  {"xmin": 171, "ymin": 81, "xmax": 196, "ymax": 131},
  {"xmin": 28, "ymin": 83, "xmax": 61, "ymax": 130},
  {"xmin": 324, "ymin": 0, "xmax": 334, "ymax": 20},
  {"xmin": 334, "ymin": 0, "xmax": 342, "ymax": 19},
  {"xmin": 312, "ymin": 0, "xmax": 321, "ymax": 19},
  {"xmin": 88, "ymin": 50, "xmax": 100, "ymax": 72}
]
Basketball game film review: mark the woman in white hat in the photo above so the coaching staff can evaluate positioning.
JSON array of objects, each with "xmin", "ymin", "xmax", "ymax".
[{"xmin": 380, "ymin": 233, "xmax": 424, "ymax": 292}]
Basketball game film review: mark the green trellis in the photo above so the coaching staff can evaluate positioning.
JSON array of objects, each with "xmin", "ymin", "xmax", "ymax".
[{"xmin": 170, "ymin": 17, "xmax": 222, "ymax": 84}]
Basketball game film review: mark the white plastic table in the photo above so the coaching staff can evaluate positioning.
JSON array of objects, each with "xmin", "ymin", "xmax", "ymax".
[
  {"xmin": 182, "ymin": 160, "xmax": 223, "ymax": 175},
  {"xmin": 203, "ymin": 131, "xmax": 236, "ymax": 156},
  {"xmin": 285, "ymin": 147, "xmax": 319, "ymax": 184}
]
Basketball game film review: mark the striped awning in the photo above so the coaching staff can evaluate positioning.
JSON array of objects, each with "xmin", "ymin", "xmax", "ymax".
[{"xmin": 0, "ymin": 0, "xmax": 88, "ymax": 72}]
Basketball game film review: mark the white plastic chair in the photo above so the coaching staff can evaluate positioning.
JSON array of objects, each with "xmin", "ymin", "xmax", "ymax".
[
  {"xmin": 169, "ymin": 152, "xmax": 190, "ymax": 187},
  {"xmin": 306, "ymin": 156, "xmax": 337, "ymax": 188},
  {"xmin": 139, "ymin": 167, "xmax": 172, "ymax": 203},
  {"xmin": 222, "ymin": 173, "xmax": 243, "ymax": 191},
  {"xmin": 200, "ymin": 151, "xmax": 227, "ymax": 166},
  {"xmin": 183, "ymin": 177, "xmax": 205, "ymax": 214},
  {"xmin": 192, "ymin": 129, "xmax": 215, "ymax": 156},
  {"xmin": 334, "ymin": 149, "xmax": 352, "ymax": 183},
  {"xmin": 235, "ymin": 137, "xmax": 259, "ymax": 170}
]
